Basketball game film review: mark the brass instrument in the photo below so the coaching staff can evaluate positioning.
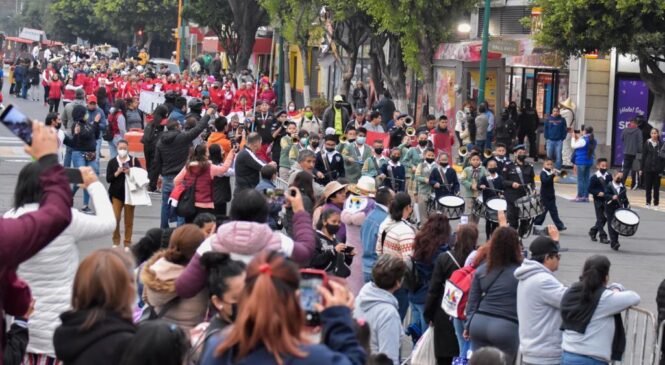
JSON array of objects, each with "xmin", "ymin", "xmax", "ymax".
[
  {"xmin": 292, "ymin": 136, "xmax": 300, "ymax": 143},
  {"xmin": 339, "ymin": 135, "xmax": 348, "ymax": 143},
  {"xmin": 405, "ymin": 127, "xmax": 416, "ymax": 137},
  {"xmin": 458, "ymin": 146, "xmax": 468, "ymax": 158},
  {"xmin": 483, "ymin": 148, "xmax": 493, "ymax": 159},
  {"xmin": 404, "ymin": 116, "xmax": 414, "ymax": 127}
]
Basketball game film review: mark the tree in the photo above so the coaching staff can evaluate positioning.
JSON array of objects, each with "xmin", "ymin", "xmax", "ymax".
[
  {"xmin": 360, "ymin": 0, "xmax": 474, "ymax": 113},
  {"xmin": 261, "ymin": 0, "xmax": 322, "ymax": 106},
  {"xmin": 184, "ymin": 0, "xmax": 239, "ymax": 70},
  {"xmin": 49, "ymin": 0, "xmax": 112, "ymax": 43},
  {"xmin": 228, "ymin": 0, "xmax": 268, "ymax": 72},
  {"xmin": 533, "ymin": 0, "xmax": 665, "ymax": 130},
  {"xmin": 369, "ymin": 31, "xmax": 407, "ymax": 111},
  {"xmin": 320, "ymin": 1, "xmax": 371, "ymax": 97}
]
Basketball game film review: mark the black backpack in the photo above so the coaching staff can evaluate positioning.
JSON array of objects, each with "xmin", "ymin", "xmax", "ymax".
[{"xmin": 176, "ymin": 173, "xmax": 199, "ymax": 218}]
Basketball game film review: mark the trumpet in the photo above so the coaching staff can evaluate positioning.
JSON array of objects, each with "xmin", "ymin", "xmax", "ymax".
[
  {"xmin": 339, "ymin": 135, "xmax": 348, "ymax": 143},
  {"xmin": 405, "ymin": 127, "xmax": 416, "ymax": 137},
  {"xmin": 483, "ymin": 148, "xmax": 493, "ymax": 159},
  {"xmin": 292, "ymin": 136, "xmax": 300, "ymax": 143},
  {"xmin": 404, "ymin": 116, "xmax": 414, "ymax": 127},
  {"xmin": 458, "ymin": 146, "xmax": 468, "ymax": 158}
]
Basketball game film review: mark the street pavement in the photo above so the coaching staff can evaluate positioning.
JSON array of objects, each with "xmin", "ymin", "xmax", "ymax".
[{"xmin": 1, "ymin": 77, "xmax": 664, "ymax": 314}]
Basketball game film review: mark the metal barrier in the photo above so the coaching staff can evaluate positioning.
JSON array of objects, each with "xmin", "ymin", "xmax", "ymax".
[
  {"xmin": 620, "ymin": 306, "xmax": 659, "ymax": 365},
  {"xmin": 656, "ymin": 319, "xmax": 665, "ymax": 365},
  {"xmin": 274, "ymin": 177, "xmax": 289, "ymax": 191}
]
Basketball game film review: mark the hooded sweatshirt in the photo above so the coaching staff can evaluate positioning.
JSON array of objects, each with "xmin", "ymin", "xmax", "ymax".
[
  {"xmin": 53, "ymin": 310, "xmax": 135, "ymax": 365},
  {"xmin": 621, "ymin": 126, "xmax": 643, "ymax": 156},
  {"xmin": 353, "ymin": 282, "xmax": 402, "ymax": 365},
  {"xmin": 154, "ymin": 114, "xmax": 209, "ymax": 177},
  {"xmin": 514, "ymin": 259, "xmax": 567, "ymax": 364}
]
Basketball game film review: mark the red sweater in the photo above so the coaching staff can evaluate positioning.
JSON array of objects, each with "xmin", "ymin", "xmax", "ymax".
[
  {"xmin": 48, "ymin": 81, "xmax": 63, "ymax": 100},
  {"xmin": 0, "ymin": 155, "xmax": 73, "ymax": 362}
]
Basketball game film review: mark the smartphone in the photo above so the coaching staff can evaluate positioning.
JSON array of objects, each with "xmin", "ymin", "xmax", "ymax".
[
  {"xmin": 343, "ymin": 245, "xmax": 355, "ymax": 254},
  {"xmin": 122, "ymin": 161, "xmax": 130, "ymax": 169},
  {"xmin": 64, "ymin": 168, "xmax": 84, "ymax": 184},
  {"xmin": 299, "ymin": 269, "xmax": 328, "ymax": 327},
  {"xmin": 0, "ymin": 105, "xmax": 33, "ymax": 145}
]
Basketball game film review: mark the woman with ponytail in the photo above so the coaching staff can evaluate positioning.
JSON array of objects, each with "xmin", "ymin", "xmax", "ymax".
[
  {"xmin": 571, "ymin": 126, "xmax": 597, "ymax": 202},
  {"xmin": 560, "ymin": 255, "xmax": 640, "ymax": 365},
  {"xmin": 141, "ymin": 224, "xmax": 208, "ymax": 331},
  {"xmin": 200, "ymin": 251, "xmax": 366, "ymax": 365}
]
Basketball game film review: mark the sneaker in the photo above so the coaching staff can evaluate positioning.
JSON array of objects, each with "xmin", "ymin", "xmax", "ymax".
[
  {"xmin": 570, "ymin": 197, "xmax": 581, "ymax": 202},
  {"xmin": 112, "ymin": 244, "xmax": 120, "ymax": 249},
  {"xmin": 80, "ymin": 206, "xmax": 93, "ymax": 214},
  {"xmin": 611, "ymin": 242, "xmax": 620, "ymax": 251},
  {"xmin": 124, "ymin": 247, "xmax": 130, "ymax": 252},
  {"xmin": 646, "ymin": 203, "xmax": 651, "ymax": 209},
  {"xmin": 589, "ymin": 232, "xmax": 598, "ymax": 242}
]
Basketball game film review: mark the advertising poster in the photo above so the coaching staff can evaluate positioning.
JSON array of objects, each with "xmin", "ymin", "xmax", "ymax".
[
  {"xmin": 613, "ymin": 78, "xmax": 649, "ymax": 166},
  {"xmin": 469, "ymin": 70, "xmax": 497, "ymax": 108},
  {"xmin": 434, "ymin": 68, "xmax": 456, "ymax": 120}
]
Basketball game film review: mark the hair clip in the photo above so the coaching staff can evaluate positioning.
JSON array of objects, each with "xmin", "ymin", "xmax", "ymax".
[{"xmin": 259, "ymin": 263, "xmax": 272, "ymax": 276}]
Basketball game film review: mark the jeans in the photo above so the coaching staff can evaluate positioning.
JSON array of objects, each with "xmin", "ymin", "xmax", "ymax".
[
  {"xmin": 96, "ymin": 138, "xmax": 102, "ymax": 159},
  {"xmin": 409, "ymin": 303, "xmax": 427, "ymax": 334},
  {"xmin": 576, "ymin": 164, "xmax": 592, "ymax": 198},
  {"xmin": 561, "ymin": 351, "xmax": 608, "ymax": 365},
  {"xmin": 109, "ymin": 135, "xmax": 122, "ymax": 159},
  {"xmin": 63, "ymin": 145, "xmax": 73, "ymax": 168},
  {"xmin": 363, "ymin": 272, "xmax": 372, "ymax": 283},
  {"xmin": 546, "ymin": 139, "xmax": 564, "ymax": 169},
  {"xmin": 475, "ymin": 140, "xmax": 486, "ymax": 151},
  {"xmin": 160, "ymin": 175, "xmax": 176, "ymax": 229},
  {"xmin": 621, "ymin": 154, "xmax": 635, "ymax": 188},
  {"xmin": 485, "ymin": 130, "xmax": 493, "ymax": 150},
  {"xmin": 21, "ymin": 82, "xmax": 28, "ymax": 99},
  {"xmin": 71, "ymin": 151, "xmax": 100, "ymax": 206},
  {"xmin": 393, "ymin": 287, "xmax": 409, "ymax": 321},
  {"xmin": 453, "ymin": 318, "xmax": 470, "ymax": 358}
]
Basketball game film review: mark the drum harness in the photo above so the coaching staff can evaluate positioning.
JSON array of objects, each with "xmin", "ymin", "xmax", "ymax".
[
  {"xmin": 607, "ymin": 183, "xmax": 629, "ymax": 208},
  {"xmin": 514, "ymin": 165, "xmax": 537, "ymax": 238}
]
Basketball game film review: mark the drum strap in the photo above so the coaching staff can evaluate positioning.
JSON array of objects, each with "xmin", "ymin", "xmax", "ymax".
[
  {"xmin": 387, "ymin": 165, "xmax": 397, "ymax": 190},
  {"xmin": 438, "ymin": 167, "xmax": 448, "ymax": 187},
  {"xmin": 320, "ymin": 151, "xmax": 331, "ymax": 174},
  {"xmin": 487, "ymin": 178, "xmax": 496, "ymax": 192}
]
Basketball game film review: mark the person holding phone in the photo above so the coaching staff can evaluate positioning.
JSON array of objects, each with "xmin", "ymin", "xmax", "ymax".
[
  {"xmin": 64, "ymin": 104, "xmax": 100, "ymax": 213},
  {"xmin": 310, "ymin": 208, "xmax": 354, "ymax": 278},
  {"xmin": 106, "ymin": 139, "xmax": 141, "ymax": 249},
  {"xmin": 199, "ymin": 251, "xmax": 364, "ymax": 365}
]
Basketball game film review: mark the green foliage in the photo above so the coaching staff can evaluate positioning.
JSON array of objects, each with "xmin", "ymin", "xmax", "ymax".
[
  {"xmin": 260, "ymin": 0, "xmax": 323, "ymax": 48},
  {"xmin": 310, "ymin": 97, "xmax": 329, "ymax": 117}
]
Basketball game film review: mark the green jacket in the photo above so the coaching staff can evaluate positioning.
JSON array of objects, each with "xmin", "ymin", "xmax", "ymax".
[
  {"xmin": 402, "ymin": 146, "xmax": 429, "ymax": 178},
  {"xmin": 362, "ymin": 155, "xmax": 388, "ymax": 178},
  {"xmin": 460, "ymin": 165, "xmax": 488, "ymax": 198},
  {"xmin": 414, "ymin": 160, "xmax": 436, "ymax": 197},
  {"xmin": 341, "ymin": 143, "xmax": 373, "ymax": 183},
  {"xmin": 279, "ymin": 136, "xmax": 294, "ymax": 169}
]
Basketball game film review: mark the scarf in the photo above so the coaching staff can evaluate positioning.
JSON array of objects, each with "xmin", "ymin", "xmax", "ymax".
[
  {"xmin": 560, "ymin": 282, "xmax": 626, "ymax": 361},
  {"xmin": 334, "ymin": 106, "xmax": 343, "ymax": 135}
]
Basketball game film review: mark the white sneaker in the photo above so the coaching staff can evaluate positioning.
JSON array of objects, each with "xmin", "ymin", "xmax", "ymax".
[
  {"xmin": 646, "ymin": 203, "xmax": 651, "ymax": 209},
  {"xmin": 112, "ymin": 244, "xmax": 120, "ymax": 249}
]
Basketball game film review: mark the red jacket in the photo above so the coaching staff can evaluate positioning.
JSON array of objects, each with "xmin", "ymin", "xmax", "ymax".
[
  {"xmin": 48, "ymin": 81, "xmax": 63, "ymax": 100},
  {"xmin": 0, "ymin": 155, "xmax": 73, "ymax": 361}
]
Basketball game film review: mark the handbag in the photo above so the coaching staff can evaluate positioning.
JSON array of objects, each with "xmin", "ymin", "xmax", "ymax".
[
  {"xmin": 176, "ymin": 172, "xmax": 200, "ymax": 218},
  {"xmin": 83, "ymin": 151, "xmax": 96, "ymax": 161},
  {"xmin": 410, "ymin": 326, "xmax": 437, "ymax": 365}
]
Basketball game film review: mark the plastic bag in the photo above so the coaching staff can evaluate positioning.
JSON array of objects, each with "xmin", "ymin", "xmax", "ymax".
[{"xmin": 410, "ymin": 326, "xmax": 437, "ymax": 365}]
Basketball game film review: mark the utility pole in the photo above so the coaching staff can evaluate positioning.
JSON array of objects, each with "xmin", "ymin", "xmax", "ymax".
[
  {"xmin": 175, "ymin": 0, "xmax": 182, "ymax": 67},
  {"xmin": 478, "ymin": 0, "xmax": 491, "ymax": 103},
  {"xmin": 179, "ymin": 0, "xmax": 188, "ymax": 71}
]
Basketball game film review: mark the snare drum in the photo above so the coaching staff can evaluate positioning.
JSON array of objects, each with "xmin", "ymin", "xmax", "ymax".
[
  {"xmin": 485, "ymin": 197, "xmax": 508, "ymax": 222},
  {"xmin": 515, "ymin": 194, "xmax": 544, "ymax": 220},
  {"xmin": 472, "ymin": 196, "xmax": 485, "ymax": 218},
  {"xmin": 437, "ymin": 195, "xmax": 466, "ymax": 220},
  {"xmin": 611, "ymin": 208, "xmax": 640, "ymax": 237}
]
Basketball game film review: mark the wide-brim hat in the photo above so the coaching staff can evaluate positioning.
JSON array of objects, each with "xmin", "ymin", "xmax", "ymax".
[
  {"xmin": 323, "ymin": 181, "xmax": 348, "ymax": 201},
  {"xmin": 559, "ymin": 97, "xmax": 576, "ymax": 110},
  {"xmin": 348, "ymin": 176, "xmax": 377, "ymax": 196}
]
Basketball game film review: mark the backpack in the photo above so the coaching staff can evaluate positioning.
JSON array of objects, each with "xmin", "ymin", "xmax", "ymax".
[
  {"xmin": 441, "ymin": 261, "xmax": 474, "ymax": 320},
  {"xmin": 176, "ymin": 173, "xmax": 199, "ymax": 218},
  {"xmin": 104, "ymin": 111, "xmax": 120, "ymax": 141}
]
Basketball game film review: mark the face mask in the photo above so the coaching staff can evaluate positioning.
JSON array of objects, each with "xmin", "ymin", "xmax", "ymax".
[
  {"xmin": 425, "ymin": 158, "xmax": 435, "ymax": 164},
  {"xmin": 334, "ymin": 103, "xmax": 342, "ymax": 109},
  {"xmin": 347, "ymin": 138, "xmax": 356, "ymax": 144},
  {"xmin": 311, "ymin": 141, "xmax": 320, "ymax": 148},
  {"xmin": 440, "ymin": 162, "xmax": 449, "ymax": 167},
  {"xmin": 440, "ymin": 128, "xmax": 448, "ymax": 133},
  {"xmin": 325, "ymin": 147, "xmax": 336, "ymax": 153},
  {"xmin": 488, "ymin": 167, "xmax": 498, "ymax": 174},
  {"xmin": 599, "ymin": 168, "xmax": 607, "ymax": 174},
  {"xmin": 304, "ymin": 111, "xmax": 314, "ymax": 119},
  {"xmin": 288, "ymin": 106, "xmax": 295, "ymax": 112},
  {"xmin": 517, "ymin": 155, "xmax": 527, "ymax": 162},
  {"xmin": 391, "ymin": 155, "xmax": 400, "ymax": 163},
  {"xmin": 118, "ymin": 149, "xmax": 128, "ymax": 158},
  {"xmin": 300, "ymin": 137, "xmax": 309, "ymax": 146},
  {"xmin": 418, "ymin": 140, "xmax": 428, "ymax": 147},
  {"xmin": 356, "ymin": 136, "xmax": 366, "ymax": 145},
  {"xmin": 615, "ymin": 178, "xmax": 622, "ymax": 183},
  {"xmin": 326, "ymin": 224, "xmax": 340, "ymax": 235},
  {"xmin": 544, "ymin": 167, "xmax": 551, "ymax": 172},
  {"xmin": 374, "ymin": 147, "xmax": 384, "ymax": 155}
]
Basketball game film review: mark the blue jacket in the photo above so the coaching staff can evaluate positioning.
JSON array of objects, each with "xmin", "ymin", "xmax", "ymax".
[
  {"xmin": 429, "ymin": 166, "xmax": 460, "ymax": 198},
  {"xmin": 85, "ymin": 107, "xmax": 108, "ymax": 131},
  {"xmin": 169, "ymin": 108, "xmax": 186, "ymax": 125},
  {"xmin": 573, "ymin": 135, "xmax": 595, "ymax": 166},
  {"xmin": 254, "ymin": 179, "xmax": 281, "ymax": 230},
  {"xmin": 409, "ymin": 244, "xmax": 451, "ymax": 305},
  {"xmin": 200, "ymin": 306, "xmax": 365, "ymax": 365},
  {"xmin": 360, "ymin": 204, "xmax": 389, "ymax": 277},
  {"xmin": 544, "ymin": 116, "xmax": 567, "ymax": 141}
]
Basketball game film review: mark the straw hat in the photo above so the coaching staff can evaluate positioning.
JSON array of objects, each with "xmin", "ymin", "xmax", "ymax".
[
  {"xmin": 348, "ymin": 176, "xmax": 377, "ymax": 196},
  {"xmin": 322, "ymin": 181, "xmax": 348, "ymax": 201},
  {"xmin": 559, "ymin": 97, "xmax": 576, "ymax": 110}
]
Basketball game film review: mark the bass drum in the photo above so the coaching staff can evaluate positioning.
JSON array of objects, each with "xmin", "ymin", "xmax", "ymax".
[
  {"xmin": 611, "ymin": 208, "xmax": 640, "ymax": 237},
  {"xmin": 515, "ymin": 194, "xmax": 544, "ymax": 220},
  {"xmin": 438, "ymin": 195, "xmax": 465, "ymax": 220},
  {"xmin": 485, "ymin": 197, "xmax": 508, "ymax": 223}
]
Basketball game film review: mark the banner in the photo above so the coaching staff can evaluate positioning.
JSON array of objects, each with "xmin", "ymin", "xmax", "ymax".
[
  {"xmin": 138, "ymin": 91, "xmax": 192, "ymax": 114},
  {"xmin": 613, "ymin": 78, "xmax": 649, "ymax": 166},
  {"xmin": 366, "ymin": 131, "xmax": 390, "ymax": 152}
]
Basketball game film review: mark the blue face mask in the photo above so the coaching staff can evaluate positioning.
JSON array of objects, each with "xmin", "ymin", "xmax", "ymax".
[
  {"xmin": 300, "ymin": 137, "xmax": 309, "ymax": 146},
  {"xmin": 356, "ymin": 136, "xmax": 366, "ymax": 145}
]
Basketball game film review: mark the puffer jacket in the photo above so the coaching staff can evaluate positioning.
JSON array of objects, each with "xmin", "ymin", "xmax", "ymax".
[
  {"xmin": 141, "ymin": 252, "xmax": 209, "ymax": 331},
  {"xmin": 3, "ymin": 182, "xmax": 115, "ymax": 357},
  {"xmin": 175, "ymin": 212, "xmax": 316, "ymax": 299},
  {"xmin": 153, "ymin": 114, "xmax": 210, "ymax": 177}
]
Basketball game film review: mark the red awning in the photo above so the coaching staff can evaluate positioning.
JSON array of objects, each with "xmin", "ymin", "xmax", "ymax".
[
  {"xmin": 201, "ymin": 37, "xmax": 272, "ymax": 54},
  {"xmin": 4, "ymin": 36, "xmax": 63, "ymax": 47}
]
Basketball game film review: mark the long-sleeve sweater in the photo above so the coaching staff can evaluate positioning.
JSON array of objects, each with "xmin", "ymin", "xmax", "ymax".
[
  {"xmin": 175, "ymin": 210, "xmax": 315, "ymax": 298},
  {"xmin": 0, "ymin": 155, "xmax": 73, "ymax": 363},
  {"xmin": 173, "ymin": 153, "xmax": 235, "ymax": 208},
  {"xmin": 465, "ymin": 263, "xmax": 520, "ymax": 329},
  {"xmin": 375, "ymin": 218, "xmax": 416, "ymax": 261}
]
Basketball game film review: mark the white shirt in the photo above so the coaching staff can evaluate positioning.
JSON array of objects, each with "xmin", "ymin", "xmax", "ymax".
[
  {"xmin": 44, "ymin": 48, "xmax": 52, "ymax": 61},
  {"xmin": 355, "ymin": 143, "xmax": 366, "ymax": 158},
  {"xmin": 326, "ymin": 150, "xmax": 338, "ymax": 163},
  {"xmin": 595, "ymin": 171, "xmax": 609, "ymax": 179}
]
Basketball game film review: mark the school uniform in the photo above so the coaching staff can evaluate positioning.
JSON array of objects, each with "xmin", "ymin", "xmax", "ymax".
[
  {"xmin": 315, "ymin": 150, "xmax": 345, "ymax": 185},
  {"xmin": 479, "ymin": 173, "xmax": 503, "ymax": 240},
  {"xmin": 429, "ymin": 165, "xmax": 460, "ymax": 199},
  {"xmin": 605, "ymin": 181, "xmax": 629, "ymax": 250},
  {"xmin": 362, "ymin": 154, "xmax": 388, "ymax": 189},
  {"xmin": 533, "ymin": 169, "xmax": 565, "ymax": 229},
  {"xmin": 380, "ymin": 161, "xmax": 406, "ymax": 192},
  {"xmin": 588, "ymin": 170, "xmax": 612, "ymax": 242},
  {"xmin": 341, "ymin": 142, "xmax": 372, "ymax": 183},
  {"xmin": 414, "ymin": 160, "xmax": 436, "ymax": 223},
  {"xmin": 485, "ymin": 156, "xmax": 510, "ymax": 177},
  {"xmin": 503, "ymin": 161, "xmax": 535, "ymax": 237}
]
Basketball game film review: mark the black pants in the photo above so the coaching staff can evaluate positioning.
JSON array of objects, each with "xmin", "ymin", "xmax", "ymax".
[
  {"xmin": 589, "ymin": 198, "xmax": 608, "ymax": 239},
  {"xmin": 485, "ymin": 219, "xmax": 498, "ymax": 240},
  {"xmin": 622, "ymin": 154, "xmax": 635, "ymax": 188},
  {"xmin": 436, "ymin": 356, "xmax": 453, "ymax": 365},
  {"xmin": 644, "ymin": 171, "xmax": 661, "ymax": 205},
  {"xmin": 9, "ymin": 82, "xmax": 15, "ymax": 94},
  {"xmin": 43, "ymin": 84, "xmax": 50, "ymax": 103},
  {"xmin": 518, "ymin": 129, "xmax": 537, "ymax": 159},
  {"xmin": 507, "ymin": 201, "xmax": 530, "ymax": 237},
  {"xmin": 184, "ymin": 207, "xmax": 216, "ymax": 223},
  {"xmin": 48, "ymin": 98, "xmax": 60, "ymax": 113},
  {"xmin": 144, "ymin": 148, "xmax": 156, "ymax": 190},
  {"xmin": 534, "ymin": 197, "xmax": 564, "ymax": 229},
  {"xmin": 13, "ymin": 80, "xmax": 22, "ymax": 96},
  {"xmin": 606, "ymin": 205, "xmax": 619, "ymax": 244}
]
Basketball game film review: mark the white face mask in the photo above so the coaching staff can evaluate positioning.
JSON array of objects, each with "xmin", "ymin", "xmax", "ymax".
[{"xmin": 118, "ymin": 149, "xmax": 128, "ymax": 158}]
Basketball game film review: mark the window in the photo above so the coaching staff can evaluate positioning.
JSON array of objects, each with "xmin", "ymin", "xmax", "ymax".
[{"xmin": 478, "ymin": 6, "xmax": 531, "ymax": 36}]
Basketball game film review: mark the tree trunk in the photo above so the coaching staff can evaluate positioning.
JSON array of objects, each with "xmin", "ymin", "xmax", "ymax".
[
  {"xmin": 339, "ymin": 50, "xmax": 358, "ymax": 98},
  {"xmin": 650, "ymin": 94, "xmax": 665, "ymax": 133},
  {"xmin": 369, "ymin": 40, "xmax": 384, "ymax": 106},
  {"xmin": 417, "ymin": 35, "xmax": 435, "ymax": 117},
  {"xmin": 229, "ymin": 0, "xmax": 266, "ymax": 72},
  {"xmin": 299, "ymin": 44, "xmax": 311, "ymax": 106}
]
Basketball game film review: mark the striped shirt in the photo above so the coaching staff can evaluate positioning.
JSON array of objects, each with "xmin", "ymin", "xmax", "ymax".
[{"xmin": 375, "ymin": 218, "xmax": 416, "ymax": 261}]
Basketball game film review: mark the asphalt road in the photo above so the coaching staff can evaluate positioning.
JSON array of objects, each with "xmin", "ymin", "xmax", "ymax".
[{"xmin": 1, "ymin": 77, "xmax": 664, "ymax": 315}]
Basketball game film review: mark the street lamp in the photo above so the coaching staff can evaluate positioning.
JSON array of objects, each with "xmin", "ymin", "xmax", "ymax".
[
  {"xmin": 457, "ymin": 23, "xmax": 471, "ymax": 33},
  {"xmin": 478, "ymin": 0, "xmax": 491, "ymax": 103}
]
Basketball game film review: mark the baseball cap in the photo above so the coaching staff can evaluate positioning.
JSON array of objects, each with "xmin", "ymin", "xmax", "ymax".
[
  {"xmin": 333, "ymin": 95, "xmax": 343, "ymax": 102},
  {"xmin": 529, "ymin": 236, "xmax": 559, "ymax": 258},
  {"xmin": 87, "ymin": 95, "xmax": 98, "ymax": 104}
]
